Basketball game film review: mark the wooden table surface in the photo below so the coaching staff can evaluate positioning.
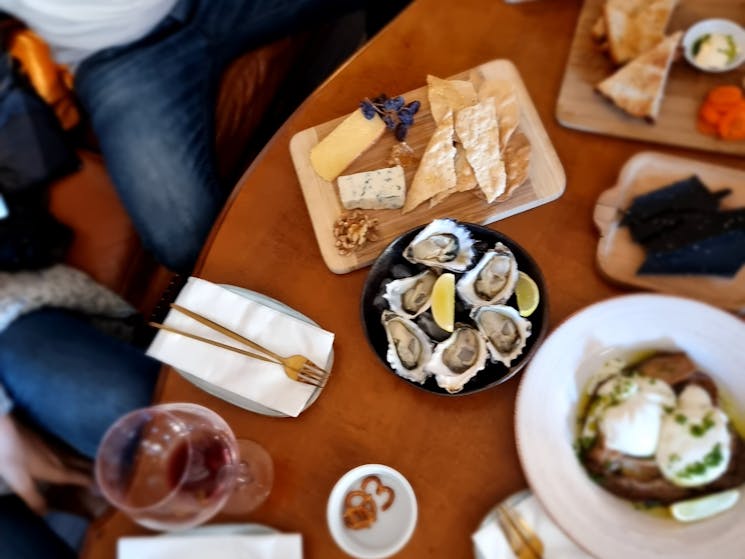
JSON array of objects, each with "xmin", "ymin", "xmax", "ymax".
[{"xmin": 82, "ymin": 0, "xmax": 745, "ymax": 557}]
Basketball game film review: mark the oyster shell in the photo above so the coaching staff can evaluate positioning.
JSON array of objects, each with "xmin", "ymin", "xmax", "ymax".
[
  {"xmin": 456, "ymin": 243, "xmax": 518, "ymax": 308},
  {"xmin": 403, "ymin": 219, "xmax": 475, "ymax": 272},
  {"xmin": 381, "ymin": 310, "xmax": 432, "ymax": 384},
  {"xmin": 383, "ymin": 270, "xmax": 437, "ymax": 319},
  {"xmin": 425, "ymin": 324, "xmax": 488, "ymax": 393},
  {"xmin": 472, "ymin": 305, "xmax": 531, "ymax": 367}
]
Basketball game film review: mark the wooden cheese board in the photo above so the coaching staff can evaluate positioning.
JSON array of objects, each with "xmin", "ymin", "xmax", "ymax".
[
  {"xmin": 594, "ymin": 151, "xmax": 745, "ymax": 313},
  {"xmin": 289, "ymin": 58, "xmax": 565, "ymax": 274},
  {"xmin": 557, "ymin": 0, "xmax": 745, "ymax": 155}
]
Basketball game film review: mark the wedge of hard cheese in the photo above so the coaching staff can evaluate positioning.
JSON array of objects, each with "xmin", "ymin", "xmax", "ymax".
[
  {"xmin": 596, "ymin": 31, "xmax": 682, "ymax": 122},
  {"xmin": 310, "ymin": 110, "xmax": 386, "ymax": 182}
]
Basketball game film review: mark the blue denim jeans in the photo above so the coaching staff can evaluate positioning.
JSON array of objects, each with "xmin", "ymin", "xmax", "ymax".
[
  {"xmin": 0, "ymin": 308, "xmax": 159, "ymax": 558},
  {"xmin": 75, "ymin": 0, "xmax": 365, "ymax": 273}
]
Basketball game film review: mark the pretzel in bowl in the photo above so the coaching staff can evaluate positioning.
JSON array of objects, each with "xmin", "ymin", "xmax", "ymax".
[{"xmin": 342, "ymin": 475, "xmax": 396, "ymax": 530}]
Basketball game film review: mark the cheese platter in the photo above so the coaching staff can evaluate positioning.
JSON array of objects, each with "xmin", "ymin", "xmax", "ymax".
[{"xmin": 289, "ymin": 58, "xmax": 565, "ymax": 274}]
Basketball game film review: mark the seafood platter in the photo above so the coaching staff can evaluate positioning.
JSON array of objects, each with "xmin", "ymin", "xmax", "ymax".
[{"xmin": 361, "ymin": 218, "xmax": 547, "ymax": 396}]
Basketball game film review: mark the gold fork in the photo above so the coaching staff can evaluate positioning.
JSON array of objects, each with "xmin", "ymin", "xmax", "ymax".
[
  {"xmin": 149, "ymin": 322, "xmax": 325, "ymax": 388},
  {"xmin": 168, "ymin": 303, "xmax": 329, "ymax": 387},
  {"xmin": 496, "ymin": 503, "xmax": 544, "ymax": 559}
]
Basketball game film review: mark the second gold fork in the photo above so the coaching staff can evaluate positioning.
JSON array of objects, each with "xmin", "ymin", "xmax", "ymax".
[{"xmin": 169, "ymin": 303, "xmax": 329, "ymax": 387}]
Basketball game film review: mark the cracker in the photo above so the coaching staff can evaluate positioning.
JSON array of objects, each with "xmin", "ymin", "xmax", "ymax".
[
  {"xmin": 427, "ymin": 146, "xmax": 477, "ymax": 208},
  {"xmin": 403, "ymin": 109, "xmax": 457, "ymax": 213},
  {"xmin": 454, "ymin": 100, "xmax": 506, "ymax": 203},
  {"xmin": 499, "ymin": 130, "xmax": 531, "ymax": 201},
  {"xmin": 478, "ymin": 79, "xmax": 519, "ymax": 147},
  {"xmin": 427, "ymin": 75, "xmax": 478, "ymax": 125}
]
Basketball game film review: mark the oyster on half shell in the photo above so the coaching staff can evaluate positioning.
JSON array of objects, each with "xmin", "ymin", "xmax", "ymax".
[
  {"xmin": 425, "ymin": 324, "xmax": 488, "ymax": 393},
  {"xmin": 381, "ymin": 310, "xmax": 432, "ymax": 384},
  {"xmin": 472, "ymin": 305, "xmax": 531, "ymax": 367},
  {"xmin": 456, "ymin": 243, "xmax": 518, "ymax": 308},
  {"xmin": 403, "ymin": 219, "xmax": 475, "ymax": 272},
  {"xmin": 383, "ymin": 270, "xmax": 437, "ymax": 319}
]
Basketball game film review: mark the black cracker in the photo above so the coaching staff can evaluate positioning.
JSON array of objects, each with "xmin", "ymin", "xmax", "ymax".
[
  {"xmin": 621, "ymin": 175, "xmax": 731, "ymax": 227},
  {"xmin": 638, "ymin": 230, "xmax": 745, "ymax": 277}
]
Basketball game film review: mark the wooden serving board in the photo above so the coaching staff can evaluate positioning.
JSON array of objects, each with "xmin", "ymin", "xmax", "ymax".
[
  {"xmin": 557, "ymin": 0, "xmax": 745, "ymax": 155},
  {"xmin": 289, "ymin": 59, "xmax": 565, "ymax": 274},
  {"xmin": 594, "ymin": 151, "xmax": 745, "ymax": 313}
]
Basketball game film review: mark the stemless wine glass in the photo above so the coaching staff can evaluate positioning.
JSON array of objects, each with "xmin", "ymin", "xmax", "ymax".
[{"xmin": 95, "ymin": 403, "xmax": 273, "ymax": 531}]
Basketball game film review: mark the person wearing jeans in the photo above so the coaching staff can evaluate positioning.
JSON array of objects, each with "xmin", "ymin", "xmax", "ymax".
[
  {"xmin": 2, "ymin": 0, "xmax": 374, "ymax": 273},
  {"xmin": 0, "ymin": 308, "xmax": 160, "ymax": 559}
]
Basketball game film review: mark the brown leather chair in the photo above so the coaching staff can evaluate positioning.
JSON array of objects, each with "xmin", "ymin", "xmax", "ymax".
[{"xmin": 49, "ymin": 37, "xmax": 301, "ymax": 316}]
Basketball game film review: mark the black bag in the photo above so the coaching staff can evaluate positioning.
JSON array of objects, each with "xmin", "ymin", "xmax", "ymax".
[
  {"xmin": 0, "ymin": 188, "xmax": 73, "ymax": 271},
  {"xmin": 0, "ymin": 51, "xmax": 79, "ymax": 270},
  {"xmin": 0, "ymin": 52, "xmax": 79, "ymax": 194}
]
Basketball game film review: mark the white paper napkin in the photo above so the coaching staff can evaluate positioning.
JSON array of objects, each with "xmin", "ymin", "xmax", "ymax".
[
  {"xmin": 147, "ymin": 277, "xmax": 334, "ymax": 417},
  {"xmin": 472, "ymin": 494, "xmax": 595, "ymax": 559},
  {"xmin": 118, "ymin": 532, "xmax": 302, "ymax": 559}
]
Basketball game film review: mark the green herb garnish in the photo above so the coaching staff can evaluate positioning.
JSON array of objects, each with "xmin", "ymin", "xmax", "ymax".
[
  {"xmin": 675, "ymin": 443, "xmax": 723, "ymax": 479},
  {"xmin": 692, "ymin": 34, "xmax": 711, "ymax": 56}
]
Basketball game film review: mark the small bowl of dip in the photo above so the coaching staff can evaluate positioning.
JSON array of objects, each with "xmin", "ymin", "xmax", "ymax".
[{"xmin": 683, "ymin": 19, "xmax": 745, "ymax": 73}]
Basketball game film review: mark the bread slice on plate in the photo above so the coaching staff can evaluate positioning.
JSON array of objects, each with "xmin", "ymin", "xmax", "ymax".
[
  {"xmin": 604, "ymin": 0, "xmax": 679, "ymax": 65},
  {"xmin": 596, "ymin": 31, "xmax": 682, "ymax": 122}
]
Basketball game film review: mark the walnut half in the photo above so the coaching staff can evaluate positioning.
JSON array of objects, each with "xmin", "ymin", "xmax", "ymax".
[{"xmin": 333, "ymin": 211, "xmax": 380, "ymax": 255}]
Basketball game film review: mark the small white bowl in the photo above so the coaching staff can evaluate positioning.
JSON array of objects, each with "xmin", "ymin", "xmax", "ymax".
[
  {"xmin": 327, "ymin": 464, "xmax": 417, "ymax": 559},
  {"xmin": 683, "ymin": 18, "xmax": 745, "ymax": 73}
]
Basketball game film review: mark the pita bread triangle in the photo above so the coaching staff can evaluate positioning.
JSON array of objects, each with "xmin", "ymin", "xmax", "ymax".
[
  {"xmin": 596, "ymin": 31, "xmax": 682, "ymax": 122},
  {"xmin": 604, "ymin": 0, "xmax": 679, "ymax": 65}
]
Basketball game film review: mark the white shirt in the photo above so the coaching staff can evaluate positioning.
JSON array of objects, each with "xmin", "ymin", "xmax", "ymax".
[{"xmin": 0, "ymin": 0, "xmax": 179, "ymax": 67}]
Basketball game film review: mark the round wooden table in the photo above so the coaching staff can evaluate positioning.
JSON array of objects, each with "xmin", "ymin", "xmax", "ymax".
[{"xmin": 83, "ymin": 0, "xmax": 745, "ymax": 556}]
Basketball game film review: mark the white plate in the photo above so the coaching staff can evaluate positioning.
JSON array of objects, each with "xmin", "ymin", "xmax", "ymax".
[
  {"xmin": 473, "ymin": 490, "xmax": 531, "ymax": 559},
  {"xmin": 175, "ymin": 285, "xmax": 333, "ymax": 417},
  {"xmin": 515, "ymin": 294, "xmax": 745, "ymax": 559},
  {"xmin": 327, "ymin": 464, "xmax": 417, "ymax": 559}
]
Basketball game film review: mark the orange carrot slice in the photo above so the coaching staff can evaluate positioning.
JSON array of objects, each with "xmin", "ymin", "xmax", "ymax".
[
  {"xmin": 706, "ymin": 85, "xmax": 743, "ymax": 107},
  {"xmin": 697, "ymin": 116, "xmax": 719, "ymax": 136},
  {"xmin": 718, "ymin": 105, "xmax": 745, "ymax": 140},
  {"xmin": 699, "ymin": 102, "xmax": 726, "ymax": 126}
]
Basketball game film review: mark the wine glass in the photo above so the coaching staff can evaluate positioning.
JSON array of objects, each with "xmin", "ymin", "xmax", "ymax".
[{"xmin": 94, "ymin": 403, "xmax": 273, "ymax": 531}]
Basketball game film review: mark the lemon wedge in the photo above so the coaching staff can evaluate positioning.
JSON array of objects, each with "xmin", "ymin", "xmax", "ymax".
[
  {"xmin": 515, "ymin": 271, "xmax": 540, "ymax": 317},
  {"xmin": 670, "ymin": 489, "xmax": 740, "ymax": 523},
  {"xmin": 431, "ymin": 273, "xmax": 455, "ymax": 332}
]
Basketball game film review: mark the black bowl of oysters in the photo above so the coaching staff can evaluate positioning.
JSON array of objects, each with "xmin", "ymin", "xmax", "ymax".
[{"xmin": 361, "ymin": 218, "xmax": 549, "ymax": 396}]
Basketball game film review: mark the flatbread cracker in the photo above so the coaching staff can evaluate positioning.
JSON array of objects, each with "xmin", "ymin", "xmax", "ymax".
[
  {"xmin": 498, "ymin": 130, "xmax": 531, "ymax": 201},
  {"xmin": 454, "ymin": 100, "xmax": 506, "ymax": 203},
  {"xmin": 477, "ymin": 80, "xmax": 519, "ymax": 147},
  {"xmin": 403, "ymin": 109, "xmax": 457, "ymax": 213},
  {"xmin": 427, "ymin": 75, "xmax": 478, "ymax": 125},
  {"xmin": 428, "ymin": 147, "xmax": 477, "ymax": 208}
]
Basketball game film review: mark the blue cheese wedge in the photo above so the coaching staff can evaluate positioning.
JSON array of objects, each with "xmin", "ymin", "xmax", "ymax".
[{"xmin": 338, "ymin": 165, "xmax": 406, "ymax": 210}]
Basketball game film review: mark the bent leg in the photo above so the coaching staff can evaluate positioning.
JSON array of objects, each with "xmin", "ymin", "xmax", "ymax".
[
  {"xmin": 0, "ymin": 309, "xmax": 159, "ymax": 458},
  {"xmin": 0, "ymin": 495, "xmax": 76, "ymax": 559},
  {"xmin": 75, "ymin": 26, "xmax": 222, "ymax": 273}
]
